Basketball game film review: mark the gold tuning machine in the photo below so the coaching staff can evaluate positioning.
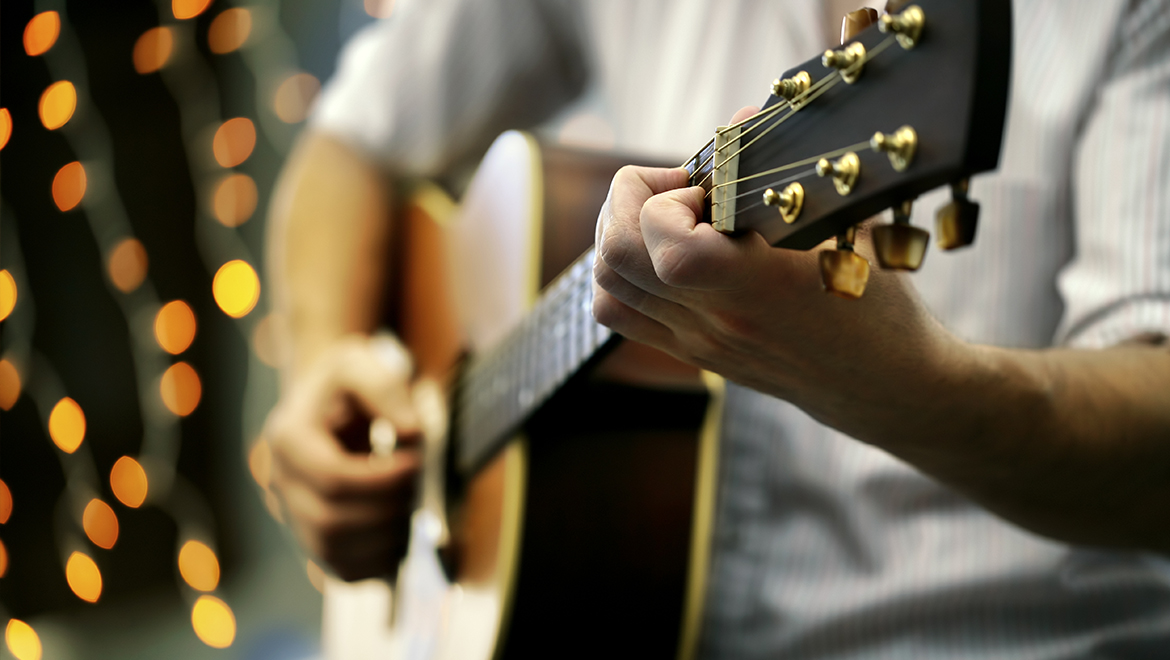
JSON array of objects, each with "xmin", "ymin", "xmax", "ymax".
[
  {"xmin": 873, "ymin": 199, "xmax": 930, "ymax": 271},
  {"xmin": 822, "ymin": 42, "xmax": 867, "ymax": 84},
  {"xmin": 820, "ymin": 226, "xmax": 871, "ymax": 299},
  {"xmin": 762, "ymin": 183, "xmax": 804, "ymax": 224},
  {"xmin": 879, "ymin": 5, "xmax": 925, "ymax": 50},
  {"xmin": 817, "ymin": 152, "xmax": 860, "ymax": 196},
  {"xmin": 871, "ymin": 126, "xmax": 917, "ymax": 172},
  {"xmin": 771, "ymin": 71, "xmax": 811, "ymax": 104},
  {"xmin": 935, "ymin": 179, "xmax": 980, "ymax": 250}
]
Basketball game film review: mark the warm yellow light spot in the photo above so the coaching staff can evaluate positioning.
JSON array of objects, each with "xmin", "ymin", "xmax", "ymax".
[
  {"xmin": 248, "ymin": 440, "xmax": 272, "ymax": 488},
  {"xmin": 173, "ymin": 0, "xmax": 213, "ymax": 20},
  {"xmin": 0, "ymin": 109, "xmax": 11, "ymax": 151},
  {"xmin": 0, "ymin": 539, "xmax": 7, "ymax": 578},
  {"xmin": 107, "ymin": 238, "xmax": 149, "ymax": 293},
  {"xmin": 83, "ymin": 499, "xmax": 119, "ymax": 550},
  {"xmin": 251, "ymin": 314, "xmax": 280, "ymax": 367},
  {"xmin": 110, "ymin": 456, "xmax": 148, "ymax": 508},
  {"xmin": 52, "ymin": 161, "xmax": 87, "ymax": 212},
  {"xmin": 179, "ymin": 540, "xmax": 220, "ymax": 591},
  {"xmin": 364, "ymin": 0, "xmax": 395, "ymax": 19},
  {"xmin": 212, "ymin": 118, "xmax": 255, "ymax": 168},
  {"xmin": 0, "ymin": 270, "xmax": 16, "ymax": 322},
  {"xmin": 5, "ymin": 619, "xmax": 41, "ymax": 660},
  {"xmin": 133, "ymin": 27, "xmax": 174, "ymax": 74},
  {"xmin": 0, "ymin": 480, "xmax": 11, "ymax": 524},
  {"xmin": 212, "ymin": 173, "xmax": 257, "ymax": 227},
  {"xmin": 24, "ymin": 11, "xmax": 60, "ymax": 57},
  {"xmin": 48, "ymin": 397, "xmax": 86, "ymax": 453},
  {"xmin": 161, "ymin": 362, "xmax": 202, "ymax": 416},
  {"xmin": 192, "ymin": 595, "xmax": 236, "ymax": 648},
  {"xmin": 306, "ymin": 560, "xmax": 325, "ymax": 593},
  {"xmin": 38, "ymin": 81, "xmax": 76, "ymax": 130},
  {"xmin": 0, "ymin": 360, "xmax": 18, "ymax": 412},
  {"xmin": 273, "ymin": 73, "xmax": 320, "ymax": 124},
  {"xmin": 208, "ymin": 8, "xmax": 252, "ymax": 54},
  {"xmin": 65, "ymin": 552, "xmax": 102, "ymax": 603},
  {"xmin": 212, "ymin": 260, "xmax": 260, "ymax": 318},
  {"xmin": 154, "ymin": 300, "xmax": 197, "ymax": 354}
]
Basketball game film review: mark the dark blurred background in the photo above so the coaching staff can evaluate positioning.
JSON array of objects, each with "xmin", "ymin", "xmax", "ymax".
[{"xmin": 0, "ymin": 1, "xmax": 394, "ymax": 657}]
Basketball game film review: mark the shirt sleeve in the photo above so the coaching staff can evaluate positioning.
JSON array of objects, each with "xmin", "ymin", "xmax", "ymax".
[
  {"xmin": 309, "ymin": 0, "xmax": 590, "ymax": 177},
  {"xmin": 1056, "ymin": 0, "xmax": 1170, "ymax": 348}
]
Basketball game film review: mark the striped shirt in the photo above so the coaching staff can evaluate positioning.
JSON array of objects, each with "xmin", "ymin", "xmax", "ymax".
[{"xmin": 313, "ymin": 0, "xmax": 1170, "ymax": 656}]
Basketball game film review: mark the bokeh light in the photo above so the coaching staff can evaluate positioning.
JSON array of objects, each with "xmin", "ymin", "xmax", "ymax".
[
  {"xmin": 5, "ymin": 619, "xmax": 41, "ymax": 660},
  {"xmin": 0, "ymin": 479, "xmax": 12, "ymax": 524},
  {"xmin": 0, "ymin": 109, "xmax": 11, "ymax": 151},
  {"xmin": 48, "ymin": 397, "xmax": 86, "ymax": 454},
  {"xmin": 65, "ymin": 551, "xmax": 102, "ymax": 603},
  {"xmin": 212, "ymin": 260, "xmax": 260, "ymax": 318},
  {"xmin": 154, "ymin": 300, "xmax": 197, "ymax": 354},
  {"xmin": 107, "ymin": 238, "xmax": 149, "ymax": 293},
  {"xmin": 23, "ymin": 11, "xmax": 60, "ymax": 57},
  {"xmin": 110, "ymin": 456, "xmax": 148, "ymax": 508},
  {"xmin": 161, "ymin": 362, "xmax": 202, "ymax": 416},
  {"xmin": 273, "ymin": 73, "xmax": 320, "ymax": 124},
  {"xmin": 0, "ymin": 360, "xmax": 18, "ymax": 411},
  {"xmin": 212, "ymin": 173, "xmax": 257, "ymax": 227},
  {"xmin": 364, "ymin": 0, "xmax": 396, "ymax": 19},
  {"xmin": 0, "ymin": 539, "xmax": 7, "ymax": 578},
  {"xmin": 208, "ymin": 8, "xmax": 252, "ymax": 54},
  {"xmin": 178, "ymin": 540, "xmax": 220, "ymax": 591},
  {"xmin": 212, "ymin": 118, "xmax": 255, "ymax": 168},
  {"xmin": 192, "ymin": 596, "xmax": 236, "ymax": 648},
  {"xmin": 52, "ymin": 161, "xmax": 87, "ymax": 212},
  {"xmin": 248, "ymin": 440, "xmax": 272, "ymax": 489},
  {"xmin": 306, "ymin": 560, "xmax": 325, "ymax": 593},
  {"xmin": 0, "ymin": 270, "xmax": 16, "ymax": 322},
  {"xmin": 173, "ymin": 0, "xmax": 213, "ymax": 20},
  {"xmin": 38, "ymin": 81, "xmax": 76, "ymax": 130},
  {"xmin": 133, "ymin": 27, "xmax": 174, "ymax": 74},
  {"xmin": 83, "ymin": 499, "xmax": 119, "ymax": 550}
]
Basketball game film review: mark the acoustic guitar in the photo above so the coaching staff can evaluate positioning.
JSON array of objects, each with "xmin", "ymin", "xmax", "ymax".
[{"xmin": 322, "ymin": 1, "xmax": 1012, "ymax": 658}]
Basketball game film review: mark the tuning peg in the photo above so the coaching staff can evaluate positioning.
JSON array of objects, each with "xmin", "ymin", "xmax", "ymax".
[
  {"xmin": 871, "ymin": 126, "xmax": 917, "ymax": 171},
  {"xmin": 817, "ymin": 152, "xmax": 860, "ymax": 196},
  {"xmin": 873, "ymin": 200, "xmax": 929, "ymax": 270},
  {"xmin": 879, "ymin": 4, "xmax": 925, "ymax": 49},
  {"xmin": 822, "ymin": 42, "xmax": 867, "ymax": 84},
  {"xmin": 820, "ymin": 227, "xmax": 871, "ymax": 299},
  {"xmin": 762, "ymin": 182, "xmax": 804, "ymax": 224},
  {"xmin": 771, "ymin": 71, "xmax": 811, "ymax": 104},
  {"xmin": 935, "ymin": 179, "xmax": 980, "ymax": 250}
]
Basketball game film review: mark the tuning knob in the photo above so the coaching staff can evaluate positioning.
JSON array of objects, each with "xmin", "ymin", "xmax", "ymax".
[
  {"xmin": 935, "ymin": 179, "xmax": 980, "ymax": 250},
  {"xmin": 822, "ymin": 42, "xmax": 868, "ymax": 84},
  {"xmin": 762, "ymin": 182, "xmax": 804, "ymax": 224},
  {"xmin": 879, "ymin": 4, "xmax": 925, "ymax": 50},
  {"xmin": 820, "ymin": 227, "xmax": 871, "ymax": 299},
  {"xmin": 771, "ymin": 71, "xmax": 811, "ymax": 104},
  {"xmin": 873, "ymin": 200, "xmax": 929, "ymax": 271}
]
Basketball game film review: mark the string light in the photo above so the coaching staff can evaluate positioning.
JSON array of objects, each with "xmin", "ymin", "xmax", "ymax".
[
  {"xmin": 0, "ymin": 479, "xmax": 11, "ymax": 523},
  {"xmin": 191, "ymin": 595, "xmax": 236, "ymax": 648},
  {"xmin": 48, "ymin": 397, "xmax": 86, "ymax": 453},
  {"xmin": 208, "ymin": 9, "xmax": 252, "ymax": 54},
  {"xmin": 273, "ymin": 73, "xmax": 320, "ymax": 124},
  {"xmin": 212, "ymin": 260, "xmax": 260, "ymax": 318},
  {"xmin": 178, "ymin": 540, "xmax": 220, "ymax": 591},
  {"xmin": 0, "ymin": 360, "xmax": 19, "ymax": 411},
  {"xmin": 23, "ymin": 11, "xmax": 60, "ymax": 57},
  {"xmin": 107, "ymin": 238, "xmax": 149, "ymax": 293},
  {"xmin": 110, "ymin": 456, "xmax": 148, "ymax": 508},
  {"xmin": 172, "ymin": 0, "xmax": 213, "ymax": 20},
  {"xmin": 0, "ymin": 109, "xmax": 11, "ymax": 150},
  {"xmin": 5, "ymin": 619, "xmax": 42, "ymax": 660},
  {"xmin": 82, "ymin": 499, "xmax": 119, "ymax": 549},
  {"xmin": 212, "ymin": 118, "xmax": 256, "ymax": 168},
  {"xmin": 65, "ymin": 551, "xmax": 103, "ymax": 603},
  {"xmin": 0, "ymin": 270, "xmax": 16, "ymax": 321},
  {"xmin": 212, "ymin": 173, "xmax": 257, "ymax": 227},
  {"xmin": 38, "ymin": 81, "xmax": 76, "ymax": 130},
  {"xmin": 52, "ymin": 161, "xmax": 87, "ymax": 211},
  {"xmin": 133, "ymin": 27, "xmax": 174, "ymax": 74},
  {"xmin": 154, "ymin": 301, "xmax": 197, "ymax": 354}
]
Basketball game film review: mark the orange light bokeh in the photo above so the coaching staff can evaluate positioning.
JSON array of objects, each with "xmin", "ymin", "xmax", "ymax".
[
  {"xmin": 110, "ymin": 456, "xmax": 148, "ymax": 508},
  {"xmin": 0, "ymin": 360, "xmax": 19, "ymax": 411},
  {"xmin": 108, "ymin": 238, "xmax": 149, "ymax": 293},
  {"xmin": 48, "ymin": 397, "xmax": 86, "ymax": 453},
  {"xmin": 133, "ymin": 27, "xmax": 174, "ymax": 74},
  {"xmin": 23, "ymin": 11, "xmax": 60, "ymax": 57},
  {"xmin": 155, "ymin": 300, "xmax": 197, "ymax": 354},
  {"xmin": 0, "ymin": 109, "xmax": 11, "ymax": 151},
  {"xmin": 82, "ymin": 499, "xmax": 119, "ymax": 550},
  {"xmin": 0, "ymin": 270, "xmax": 16, "ymax": 322},
  {"xmin": 0, "ymin": 479, "xmax": 11, "ymax": 524},
  {"xmin": 212, "ymin": 173, "xmax": 257, "ymax": 227},
  {"xmin": 38, "ymin": 81, "xmax": 76, "ymax": 130},
  {"xmin": 212, "ymin": 118, "xmax": 255, "ymax": 168},
  {"xmin": 173, "ymin": 0, "xmax": 213, "ymax": 20},
  {"xmin": 161, "ymin": 362, "xmax": 202, "ymax": 416},
  {"xmin": 65, "ymin": 552, "xmax": 102, "ymax": 603},
  {"xmin": 52, "ymin": 161, "xmax": 87, "ymax": 212},
  {"xmin": 5, "ymin": 619, "xmax": 41, "ymax": 660},
  {"xmin": 178, "ymin": 540, "xmax": 220, "ymax": 591},
  {"xmin": 364, "ymin": 0, "xmax": 396, "ymax": 19},
  {"xmin": 212, "ymin": 260, "xmax": 260, "ymax": 318},
  {"xmin": 192, "ymin": 595, "xmax": 236, "ymax": 648},
  {"xmin": 273, "ymin": 73, "xmax": 321, "ymax": 124},
  {"xmin": 247, "ymin": 440, "xmax": 272, "ymax": 489},
  {"xmin": 0, "ymin": 539, "xmax": 7, "ymax": 579},
  {"xmin": 208, "ymin": 8, "xmax": 252, "ymax": 54}
]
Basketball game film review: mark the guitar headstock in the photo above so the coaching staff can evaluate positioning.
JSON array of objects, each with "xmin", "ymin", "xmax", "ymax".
[{"xmin": 685, "ymin": 0, "xmax": 1012, "ymax": 297}]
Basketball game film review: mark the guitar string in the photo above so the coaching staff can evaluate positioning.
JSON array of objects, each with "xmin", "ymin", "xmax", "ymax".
[{"xmin": 711, "ymin": 139, "xmax": 872, "ymax": 204}]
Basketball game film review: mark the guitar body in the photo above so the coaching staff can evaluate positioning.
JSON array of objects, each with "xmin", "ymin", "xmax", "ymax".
[{"xmin": 387, "ymin": 132, "xmax": 723, "ymax": 660}]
